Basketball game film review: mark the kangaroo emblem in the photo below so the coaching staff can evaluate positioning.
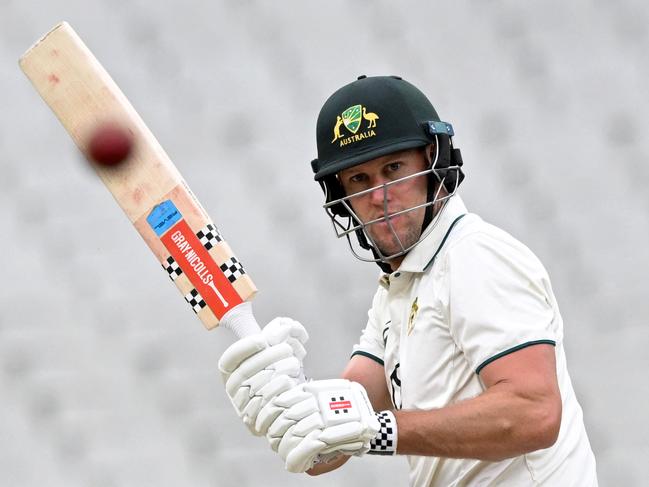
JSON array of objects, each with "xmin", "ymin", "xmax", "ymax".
[{"xmin": 332, "ymin": 115, "xmax": 345, "ymax": 143}]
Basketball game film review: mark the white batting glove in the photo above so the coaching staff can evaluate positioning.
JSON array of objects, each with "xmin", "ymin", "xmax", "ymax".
[
  {"xmin": 218, "ymin": 317, "xmax": 308, "ymax": 435},
  {"xmin": 256, "ymin": 378, "xmax": 380, "ymax": 473}
]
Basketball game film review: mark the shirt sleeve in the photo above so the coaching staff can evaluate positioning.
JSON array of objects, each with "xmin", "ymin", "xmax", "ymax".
[
  {"xmin": 351, "ymin": 287, "xmax": 387, "ymax": 366},
  {"xmin": 446, "ymin": 231, "xmax": 558, "ymax": 374}
]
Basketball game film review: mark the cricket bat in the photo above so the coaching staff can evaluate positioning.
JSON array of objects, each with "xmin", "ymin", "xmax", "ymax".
[{"xmin": 19, "ymin": 22, "xmax": 261, "ymax": 338}]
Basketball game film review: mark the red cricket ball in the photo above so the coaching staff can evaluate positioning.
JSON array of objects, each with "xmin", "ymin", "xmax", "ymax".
[{"xmin": 87, "ymin": 123, "xmax": 134, "ymax": 166}]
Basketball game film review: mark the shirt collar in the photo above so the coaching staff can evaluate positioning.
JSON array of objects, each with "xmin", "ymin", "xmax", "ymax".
[{"xmin": 382, "ymin": 195, "xmax": 468, "ymax": 279}]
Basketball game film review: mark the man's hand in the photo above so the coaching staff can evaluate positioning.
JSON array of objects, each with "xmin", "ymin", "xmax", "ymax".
[
  {"xmin": 256, "ymin": 379, "xmax": 380, "ymax": 473},
  {"xmin": 218, "ymin": 317, "xmax": 308, "ymax": 435}
]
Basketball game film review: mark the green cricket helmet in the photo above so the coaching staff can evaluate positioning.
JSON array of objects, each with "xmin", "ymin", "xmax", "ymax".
[
  {"xmin": 310, "ymin": 75, "xmax": 465, "ymax": 268},
  {"xmin": 311, "ymin": 75, "xmax": 462, "ymax": 182}
]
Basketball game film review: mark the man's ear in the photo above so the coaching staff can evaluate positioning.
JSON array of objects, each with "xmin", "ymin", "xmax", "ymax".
[{"xmin": 424, "ymin": 142, "xmax": 437, "ymax": 168}]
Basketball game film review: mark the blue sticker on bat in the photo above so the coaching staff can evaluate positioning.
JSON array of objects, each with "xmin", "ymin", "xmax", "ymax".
[{"xmin": 147, "ymin": 200, "xmax": 182, "ymax": 236}]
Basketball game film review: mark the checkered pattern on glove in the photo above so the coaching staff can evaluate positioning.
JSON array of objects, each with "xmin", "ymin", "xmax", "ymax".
[{"xmin": 368, "ymin": 410, "xmax": 397, "ymax": 455}]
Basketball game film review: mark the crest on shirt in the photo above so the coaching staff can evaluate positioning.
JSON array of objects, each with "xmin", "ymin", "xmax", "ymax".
[{"xmin": 407, "ymin": 297, "xmax": 419, "ymax": 335}]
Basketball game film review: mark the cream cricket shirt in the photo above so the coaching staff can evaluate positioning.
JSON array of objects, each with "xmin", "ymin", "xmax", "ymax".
[{"xmin": 352, "ymin": 195, "xmax": 597, "ymax": 487}]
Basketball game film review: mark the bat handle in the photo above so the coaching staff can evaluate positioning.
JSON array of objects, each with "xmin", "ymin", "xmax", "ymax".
[{"xmin": 220, "ymin": 301, "xmax": 262, "ymax": 339}]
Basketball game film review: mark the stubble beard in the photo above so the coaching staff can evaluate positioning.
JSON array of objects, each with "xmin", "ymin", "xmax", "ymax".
[
  {"xmin": 366, "ymin": 193, "xmax": 448, "ymax": 257},
  {"xmin": 367, "ymin": 208, "xmax": 425, "ymax": 257}
]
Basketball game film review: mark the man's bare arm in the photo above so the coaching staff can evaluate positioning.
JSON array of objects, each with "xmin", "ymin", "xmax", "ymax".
[
  {"xmin": 310, "ymin": 343, "xmax": 561, "ymax": 476},
  {"xmin": 395, "ymin": 343, "xmax": 562, "ymax": 462},
  {"xmin": 342, "ymin": 355, "xmax": 393, "ymax": 410}
]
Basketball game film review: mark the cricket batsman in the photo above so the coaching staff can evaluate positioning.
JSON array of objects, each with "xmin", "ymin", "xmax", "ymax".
[{"xmin": 218, "ymin": 75, "xmax": 598, "ymax": 486}]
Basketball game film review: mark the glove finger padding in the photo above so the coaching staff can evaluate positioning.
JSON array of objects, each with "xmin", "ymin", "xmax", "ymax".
[
  {"xmin": 267, "ymin": 356, "xmax": 302, "ymax": 377},
  {"xmin": 318, "ymin": 421, "xmax": 372, "ymax": 445},
  {"xmin": 218, "ymin": 317, "xmax": 310, "ymax": 437},
  {"xmin": 218, "ymin": 334, "xmax": 268, "ymax": 376},
  {"xmin": 219, "ymin": 318, "xmax": 309, "ymax": 386},
  {"xmin": 274, "ymin": 411, "xmax": 324, "ymax": 455},
  {"xmin": 320, "ymin": 441, "xmax": 366, "ymax": 456},
  {"xmin": 231, "ymin": 370, "xmax": 274, "ymax": 409},
  {"xmin": 284, "ymin": 429, "xmax": 326, "ymax": 473},
  {"xmin": 240, "ymin": 376, "xmax": 303, "ymax": 435},
  {"xmin": 234, "ymin": 356, "xmax": 301, "ymax": 407},
  {"xmin": 256, "ymin": 384, "xmax": 314, "ymax": 437},
  {"xmin": 262, "ymin": 388, "xmax": 314, "ymax": 436},
  {"xmin": 255, "ymin": 374, "xmax": 299, "ymax": 406},
  {"xmin": 263, "ymin": 318, "xmax": 308, "ymax": 364},
  {"xmin": 263, "ymin": 317, "xmax": 309, "ymax": 356},
  {"xmin": 224, "ymin": 343, "xmax": 294, "ymax": 396}
]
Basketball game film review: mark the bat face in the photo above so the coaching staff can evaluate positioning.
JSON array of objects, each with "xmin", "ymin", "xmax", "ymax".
[
  {"xmin": 140, "ymin": 186, "xmax": 247, "ymax": 320},
  {"xmin": 19, "ymin": 22, "xmax": 257, "ymax": 331}
]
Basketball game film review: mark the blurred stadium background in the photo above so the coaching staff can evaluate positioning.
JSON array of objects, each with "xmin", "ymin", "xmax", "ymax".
[{"xmin": 1, "ymin": 1, "xmax": 648, "ymax": 485}]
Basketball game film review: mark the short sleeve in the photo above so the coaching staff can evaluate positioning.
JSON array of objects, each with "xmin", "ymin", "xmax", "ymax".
[
  {"xmin": 351, "ymin": 287, "xmax": 387, "ymax": 366},
  {"xmin": 447, "ymin": 231, "xmax": 558, "ymax": 374}
]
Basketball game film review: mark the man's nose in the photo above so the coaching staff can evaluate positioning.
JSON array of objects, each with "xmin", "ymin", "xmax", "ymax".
[{"xmin": 368, "ymin": 179, "xmax": 390, "ymax": 205}]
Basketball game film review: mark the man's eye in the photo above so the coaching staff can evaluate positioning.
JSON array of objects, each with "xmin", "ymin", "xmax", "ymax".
[
  {"xmin": 349, "ymin": 174, "xmax": 366, "ymax": 184},
  {"xmin": 387, "ymin": 162, "xmax": 402, "ymax": 172}
]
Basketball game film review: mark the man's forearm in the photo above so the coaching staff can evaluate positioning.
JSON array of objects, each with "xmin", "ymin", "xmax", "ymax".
[
  {"xmin": 308, "ymin": 384, "xmax": 559, "ymax": 475},
  {"xmin": 395, "ymin": 383, "xmax": 561, "ymax": 462}
]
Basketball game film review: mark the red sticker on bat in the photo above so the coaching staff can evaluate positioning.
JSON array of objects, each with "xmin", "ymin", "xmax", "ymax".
[{"xmin": 160, "ymin": 219, "xmax": 242, "ymax": 319}]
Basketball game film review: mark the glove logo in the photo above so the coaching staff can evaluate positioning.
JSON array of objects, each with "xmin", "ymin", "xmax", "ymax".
[
  {"xmin": 329, "ymin": 396, "xmax": 352, "ymax": 414},
  {"xmin": 332, "ymin": 104, "xmax": 379, "ymax": 146}
]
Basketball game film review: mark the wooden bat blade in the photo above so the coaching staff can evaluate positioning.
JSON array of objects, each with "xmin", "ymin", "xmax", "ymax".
[{"xmin": 20, "ymin": 22, "xmax": 258, "ymax": 332}]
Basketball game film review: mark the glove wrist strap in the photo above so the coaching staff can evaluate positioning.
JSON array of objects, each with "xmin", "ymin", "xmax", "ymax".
[{"xmin": 368, "ymin": 410, "xmax": 397, "ymax": 455}]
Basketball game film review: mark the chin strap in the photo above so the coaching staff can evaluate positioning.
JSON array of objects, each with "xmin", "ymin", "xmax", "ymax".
[
  {"xmin": 354, "ymin": 227, "xmax": 394, "ymax": 273},
  {"xmin": 372, "ymin": 249, "xmax": 395, "ymax": 274},
  {"xmin": 420, "ymin": 133, "xmax": 464, "ymax": 235}
]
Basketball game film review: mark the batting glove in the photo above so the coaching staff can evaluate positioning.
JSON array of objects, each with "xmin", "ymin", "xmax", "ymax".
[
  {"xmin": 256, "ymin": 378, "xmax": 380, "ymax": 473},
  {"xmin": 218, "ymin": 317, "xmax": 308, "ymax": 435}
]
